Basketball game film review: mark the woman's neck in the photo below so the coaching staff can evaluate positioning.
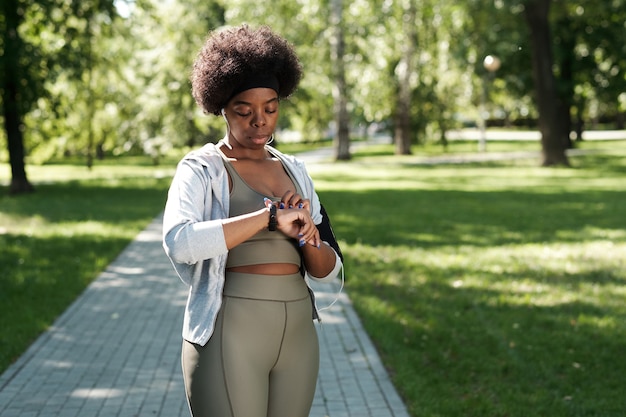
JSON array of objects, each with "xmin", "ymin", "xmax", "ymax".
[{"xmin": 219, "ymin": 139, "xmax": 270, "ymax": 161}]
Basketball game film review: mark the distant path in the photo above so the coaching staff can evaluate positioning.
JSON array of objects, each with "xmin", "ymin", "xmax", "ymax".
[
  {"xmin": 294, "ymin": 131, "xmax": 621, "ymax": 165},
  {"xmin": 445, "ymin": 128, "xmax": 626, "ymax": 141}
]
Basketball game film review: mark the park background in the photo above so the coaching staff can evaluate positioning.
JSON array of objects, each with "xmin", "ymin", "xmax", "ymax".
[{"xmin": 2, "ymin": 0, "xmax": 626, "ymax": 416}]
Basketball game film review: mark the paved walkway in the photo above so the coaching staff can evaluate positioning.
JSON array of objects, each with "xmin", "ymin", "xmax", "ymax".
[{"xmin": 0, "ymin": 215, "xmax": 410, "ymax": 417}]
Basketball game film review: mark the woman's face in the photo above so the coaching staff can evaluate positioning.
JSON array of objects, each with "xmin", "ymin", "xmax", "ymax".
[{"xmin": 223, "ymin": 87, "xmax": 280, "ymax": 150}]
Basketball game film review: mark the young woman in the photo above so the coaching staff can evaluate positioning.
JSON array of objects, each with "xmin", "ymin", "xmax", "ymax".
[{"xmin": 162, "ymin": 25, "xmax": 343, "ymax": 417}]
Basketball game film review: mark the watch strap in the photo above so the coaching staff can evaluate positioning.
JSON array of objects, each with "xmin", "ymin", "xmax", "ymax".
[{"xmin": 268, "ymin": 204, "xmax": 277, "ymax": 231}]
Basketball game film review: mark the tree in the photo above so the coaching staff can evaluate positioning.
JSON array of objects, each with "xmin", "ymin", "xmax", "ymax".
[
  {"xmin": 1, "ymin": 0, "xmax": 117, "ymax": 194},
  {"xmin": 548, "ymin": 0, "xmax": 626, "ymax": 143},
  {"xmin": 562, "ymin": 0, "xmax": 626, "ymax": 131},
  {"xmin": 345, "ymin": 0, "xmax": 423, "ymax": 154},
  {"xmin": 1, "ymin": 0, "xmax": 35, "ymax": 194},
  {"xmin": 330, "ymin": 0, "xmax": 351, "ymax": 160},
  {"xmin": 223, "ymin": 0, "xmax": 336, "ymax": 145},
  {"xmin": 116, "ymin": 0, "xmax": 225, "ymax": 161},
  {"xmin": 393, "ymin": 0, "xmax": 417, "ymax": 155},
  {"xmin": 6, "ymin": 0, "xmax": 626, "ymax": 172},
  {"xmin": 523, "ymin": 0, "xmax": 569, "ymax": 166}
]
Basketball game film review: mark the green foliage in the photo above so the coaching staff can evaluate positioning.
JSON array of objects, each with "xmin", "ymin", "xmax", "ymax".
[
  {"xmin": 120, "ymin": 0, "xmax": 226, "ymax": 156},
  {"xmin": 1, "ymin": 0, "xmax": 117, "ymax": 130},
  {"xmin": 2, "ymin": 0, "xmax": 626, "ymax": 167},
  {"xmin": 224, "ymin": 0, "xmax": 335, "ymax": 141}
]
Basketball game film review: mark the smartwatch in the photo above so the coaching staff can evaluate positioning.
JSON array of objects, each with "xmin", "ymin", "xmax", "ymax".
[{"xmin": 268, "ymin": 204, "xmax": 277, "ymax": 231}]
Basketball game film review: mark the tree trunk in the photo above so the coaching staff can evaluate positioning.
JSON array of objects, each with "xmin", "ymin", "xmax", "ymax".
[
  {"xmin": 394, "ymin": 92, "xmax": 412, "ymax": 155},
  {"xmin": 555, "ymin": 14, "xmax": 575, "ymax": 148},
  {"xmin": 86, "ymin": 13, "xmax": 95, "ymax": 170},
  {"xmin": 330, "ymin": 0, "xmax": 351, "ymax": 160},
  {"xmin": 523, "ymin": 0, "xmax": 569, "ymax": 166},
  {"xmin": 2, "ymin": 0, "xmax": 34, "ymax": 194},
  {"xmin": 394, "ymin": 0, "xmax": 417, "ymax": 155}
]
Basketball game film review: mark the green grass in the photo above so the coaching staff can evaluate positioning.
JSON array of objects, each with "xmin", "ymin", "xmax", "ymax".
[
  {"xmin": 351, "ymin": 137, "xmax": 626, "ymax": 158},
  {"xmin": 272, "ymin": 138, "xmax": 334, "ymax": 154},
  {"xmin": 307, "ymin": 142, "xmax": 626, "ymax": 417},
  {"xmin": 1, "ymin": 140, "xmax": 625, "ymax": 417}
]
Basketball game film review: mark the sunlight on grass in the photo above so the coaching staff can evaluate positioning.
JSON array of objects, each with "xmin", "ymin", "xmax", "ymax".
[
  {"xmin": 311, "ymin": 145, "xmax": 626, "ymax": 417},
  {"xmin": 343, "ymin": 237, "xmax": 626, "ymax": 416},
  {"xmin": 8, "ymin": 163, "xmax": 176, "ymax": 184},
  {"xmin": 308, "ymin": 160, "xmax": 625, "ymax": 193},
  {"xmin": 0, "ymin": 214, "xmax": 144, "ymax": 239}
]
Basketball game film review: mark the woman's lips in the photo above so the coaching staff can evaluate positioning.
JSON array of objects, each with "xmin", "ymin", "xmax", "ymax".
[{"xmin": 250, "ymin": 134, "xmax": 270, "ymax": 142}]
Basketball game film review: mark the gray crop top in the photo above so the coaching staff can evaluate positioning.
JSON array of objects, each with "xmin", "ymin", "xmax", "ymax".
[{"xmin": 220, "ymin": 155, "xmax": 302, "ymax": 269}]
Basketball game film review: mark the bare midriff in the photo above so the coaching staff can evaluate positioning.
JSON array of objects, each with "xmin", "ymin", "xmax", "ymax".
[{"xmin": 226, "ymin": 263, "xmax": 300, "ymax": 275}]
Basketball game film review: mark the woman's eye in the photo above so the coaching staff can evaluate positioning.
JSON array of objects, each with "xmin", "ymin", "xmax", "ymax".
[{"xmin": 234, "ymin": 107, "xmax": 276, "ymax": 117}]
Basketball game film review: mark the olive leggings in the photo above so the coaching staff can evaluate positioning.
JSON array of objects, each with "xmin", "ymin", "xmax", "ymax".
[{"xmin": 181, "ymin": 272, "xmax": 319, "ymax": 417}]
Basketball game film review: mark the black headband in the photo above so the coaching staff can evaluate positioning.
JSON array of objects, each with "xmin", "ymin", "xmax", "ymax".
[{"xmin": 229, "ymin": 74, "xmax": 280, "ymax": 101}]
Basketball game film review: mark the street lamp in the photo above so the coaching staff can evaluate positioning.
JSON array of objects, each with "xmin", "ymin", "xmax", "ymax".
[
  {"xmin": 483, "ymin": 55, "xmax": 501, "ymax": 73},
  {"xmin": 479, "ymin": 55, "xmax": 501, "ymax": 152}
]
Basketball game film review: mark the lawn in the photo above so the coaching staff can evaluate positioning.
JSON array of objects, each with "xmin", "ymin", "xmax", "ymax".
[
  {"xmin": 307, "ymin": 142, "xmax": 626, "ymax": 417},
  {"xmin": 1, "ymin": 140, "xmax": 625, "ymax": 416}
]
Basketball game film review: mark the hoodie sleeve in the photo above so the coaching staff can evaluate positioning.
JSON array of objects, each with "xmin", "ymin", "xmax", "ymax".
[{"xmin": 162, "ymin": 156, "xmax": 229, "ymax": 272}]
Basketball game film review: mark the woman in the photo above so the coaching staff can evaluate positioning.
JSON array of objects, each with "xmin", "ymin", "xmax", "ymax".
[{"xmin": 162, "ymin": 25, "xmax": 343, "ymax": 417}]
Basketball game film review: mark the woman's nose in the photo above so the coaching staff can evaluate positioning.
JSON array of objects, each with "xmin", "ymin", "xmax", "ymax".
[{"xmin": 252, "ymin": 114, "xmax": 266, "ymax": 127}]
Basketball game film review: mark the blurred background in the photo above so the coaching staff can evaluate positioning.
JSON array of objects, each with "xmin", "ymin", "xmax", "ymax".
[{"xmin": 2, "ymin": 0, "xmax": 625, "ymax": 190}]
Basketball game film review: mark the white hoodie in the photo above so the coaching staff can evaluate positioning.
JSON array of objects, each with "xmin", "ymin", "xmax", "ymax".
[{"xmin": 162, "ymin": 140, "xmax": 342, "ymax": 346}]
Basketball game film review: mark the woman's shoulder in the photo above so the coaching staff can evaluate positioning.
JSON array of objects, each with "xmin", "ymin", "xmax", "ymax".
[
  {"xmin": 181, "ymin": 143, "xmax": 224, "ymax": 166},
  {"xmin": 175, "ymin": 142, "xmax": 227, "ymax": 179}
]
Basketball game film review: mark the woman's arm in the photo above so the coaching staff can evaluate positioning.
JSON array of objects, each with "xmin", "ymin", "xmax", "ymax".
[
  {"xmin": 271, "ymin": 193, "xmax": 341, "ymax": 281},
  {"xmin": 163, "ymin": 158, "xmax": 229, "ymax": 264},
  {"xmin": 221, "ymin": 207, "xmax": 271, "ymax": 249},
  {"xmin": 302, "ymin": 241, "xmax": 340, "ymax": 279}
]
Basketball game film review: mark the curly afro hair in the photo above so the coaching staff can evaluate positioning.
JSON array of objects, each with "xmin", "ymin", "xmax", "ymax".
[{"xmin": 191, "ymin": 25, "xmax": 303, "ymax": 116}]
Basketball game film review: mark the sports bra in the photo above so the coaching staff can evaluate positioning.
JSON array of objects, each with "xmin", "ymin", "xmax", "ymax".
[{"xmin": 220, "ymin": 153, "xmax": 302, "ymax": 269}]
